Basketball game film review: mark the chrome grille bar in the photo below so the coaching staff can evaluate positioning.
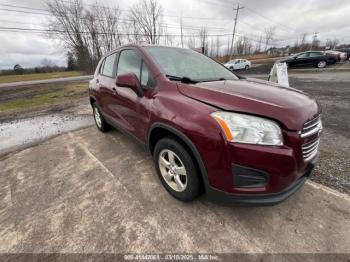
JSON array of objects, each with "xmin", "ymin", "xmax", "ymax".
[
  {"xmin": 301, "ymin": 115, "xmax": 322, "ymax": 138},
  {"xmin": 301, "ymin": 115, "xmax": 321, "ymax": 161},
  {"xmin": 302, "ymin": 139, "xmax": 320, "ymax": 162}
]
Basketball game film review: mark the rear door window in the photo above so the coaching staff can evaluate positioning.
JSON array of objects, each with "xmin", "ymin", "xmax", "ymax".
[{"xmin": 309, "ymin": 52, "xmax": 323, "ymax": 57}]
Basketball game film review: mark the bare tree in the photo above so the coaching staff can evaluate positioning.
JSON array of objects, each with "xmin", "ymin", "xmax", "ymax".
[
  {"xmin": 235, "ymin": 36, "xmax": 253, "ymax": 55},
  {"xmin": 187, "ymin": 34, "xmax": 197, "ymax": 49},
  {"xmin": 299, "ymin": 33, "xmax": 308, "ymax": 51},
  {"xmin": 46, "ymin": 0, "xmax": 122, "ymax": 73},
  {"xmin": 128, "ymin": 0, "xmax": 163, "ymax": 44},
  {"xmin": 254, "ymin": 35, "xmax": 263, "ymax": 54},
  {"xmin": 215, "ymin": 36, "xmax": 221, "ymax": 57},
  {"xmin": 264, "ymin": 27, "xmax": 276, "ymax": 52},
  {"xmin": 326, "ymin": 38, "xmax": 339, "ymax": 49},
  {"xmin": 199, "ymin": 27, "xmax": 208, "ymax": 55},
  {"xmin": 162, "ymin": 25, "xmax": 175, "ymax": 46},
  {"xmin": 123, "ymin": 19, "xmax": 142, "ymax": 44},
  {"xmin": 40, "ymin": 58, "xmax": 56, "ymax": 67},
  {"xmin": 47, "ymin": 0, "xmax": 91, "ymax": 72},
  {"xmin": 180, "ymin": 12, "xmax": 184, "ymax": 48}
]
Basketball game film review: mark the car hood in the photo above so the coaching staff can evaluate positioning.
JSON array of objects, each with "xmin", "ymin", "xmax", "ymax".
[{"xmin": 177, "ymin": 78, "xmax": 320, "ymax": 131}]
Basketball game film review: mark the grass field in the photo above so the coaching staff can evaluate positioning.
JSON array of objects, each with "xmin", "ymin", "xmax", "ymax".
[
  {"xmin": 0, "ymin": 71, "xmax": 84, "ymax": 84},
  {"xmin": 0, "ymin": 82, "xmax": 87, "ymax": 113}
]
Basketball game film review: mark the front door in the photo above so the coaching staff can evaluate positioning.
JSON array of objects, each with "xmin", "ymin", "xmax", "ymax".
[
  {"xmin": 113, "ymin": 49, "xmax": 155, "ymax": 141},
  {"xmin": 294, "ymin": 53, "xmax": 310, "ymax": 67}
]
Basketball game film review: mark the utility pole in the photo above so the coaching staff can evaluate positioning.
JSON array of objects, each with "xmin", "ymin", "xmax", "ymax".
[
  {"xmin": 229, "ymin": 3, "xmax": 244, "ymax": 60},
  {"xmin": 152, "ymin": 13, "xmax": 156, "ymax": 44},
  {"xmin": 180, "ymin": 11, "xmax": 184, "ymax": 48},
  {"xmin": 310, "ymin": 32, "xmax": 318, "ymax": 51}
]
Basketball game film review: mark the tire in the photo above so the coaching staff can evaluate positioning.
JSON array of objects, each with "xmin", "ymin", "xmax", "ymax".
[
  {"xmin": 317, "ymin": 61, "xmax": 327, "ymax": 68},
  {"xmin": 153, "ymin": 137, "xmax": 200, "ymax": 202},
  {"xmin": 245, "ymin": 65, "xmax": 249, "ymax": 70},
  {"xmin": 92, "ymin": 103, "xmax": 111, "ymax": 132},
  {"xmin": 229, "ymin": 66, "xmax": 234, "ymax": 71}
]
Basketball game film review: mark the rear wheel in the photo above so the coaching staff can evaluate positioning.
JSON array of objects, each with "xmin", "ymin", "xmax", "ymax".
[
  {"xmin": 153, "ymin": 137, "xmax": 200, "ymax": 202},
  {"xmin": 92, "ymin": 103, "xmax": 111, "ymax": 132},
  {"xmin": 317, "ymin": 61, "xmax": 327, "ymax": 68}
]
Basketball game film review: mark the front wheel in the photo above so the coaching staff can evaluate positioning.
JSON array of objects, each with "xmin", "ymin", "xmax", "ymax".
[
  {"xmin": 229, "ymin": 66, "xmax": 234, "ymax": 71},
  {"xmin": 245, "ymin": 65, "xmax": 249, "ymax": 70},
  {"xmin": 153, "ymin": 138, "xmax": 200, "ymax": 202},
  {"xmin": 317, "ymin": 61, "xmax": 327, "ymax": 68}
]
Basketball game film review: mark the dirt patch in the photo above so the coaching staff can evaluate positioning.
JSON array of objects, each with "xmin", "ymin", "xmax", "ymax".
[{"xmin": 0, "ymin": 81, "xmax": 90, "ymax": 122}]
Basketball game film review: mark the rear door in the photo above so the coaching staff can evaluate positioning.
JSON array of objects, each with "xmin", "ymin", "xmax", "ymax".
[
  {"xmin": 98, "ymin": 52, "xmax": 119, "ymax": 119},
  {"xmin": 308, "ymin": 52, "xmax": 323, "ymax": 66},
  {"xmin": 237, "ymin": 60, "xmax": 243, "ymax": 69}
]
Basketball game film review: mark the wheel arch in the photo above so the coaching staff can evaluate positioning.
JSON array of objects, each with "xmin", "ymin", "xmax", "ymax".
[
  {"xmin": 148, "ymin": 123, "xmax": 210, "ymax": 190},
  {"xmin": 89, "ymin": 96, "xmax": 97, "ymax": 106}
]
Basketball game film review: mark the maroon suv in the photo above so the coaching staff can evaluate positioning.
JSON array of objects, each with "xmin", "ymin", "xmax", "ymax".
[{"xmin": 89, "ymin": 45, "xmax": 322, "ymax": 205}]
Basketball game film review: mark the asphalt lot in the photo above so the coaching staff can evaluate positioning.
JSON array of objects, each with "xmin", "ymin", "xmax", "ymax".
[
  {"xmin": 0, "ymin": 66, "xmax": 349, "ymax": 255},
  {"xmin": 1, "ymin": 127, "xmax": 349, "ymax": 254}
]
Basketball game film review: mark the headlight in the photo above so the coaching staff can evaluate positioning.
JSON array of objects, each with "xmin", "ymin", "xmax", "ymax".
[{"xmin": 211, "ymin": 111, "xmax": 283, "ymax": 146}]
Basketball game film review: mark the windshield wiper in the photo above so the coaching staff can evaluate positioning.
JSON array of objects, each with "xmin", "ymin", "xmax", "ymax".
[
  {"xmin": 166, "ymin": 74, "xmax": 198, "ymax": 84},
  {"xmin": 201, "ymin": 77, "xmax": 227, "ymax": 82}
]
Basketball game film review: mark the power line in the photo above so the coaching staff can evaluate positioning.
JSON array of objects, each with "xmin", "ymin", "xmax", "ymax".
[
  {"xmin": 243, "ymin": 6, "xmax": 295, "ymax": 32},
  {"xmin": 0, "ymin": 8, "xmax": 48, "ymax": 15},
  {"xmin": 0, "ymin": 25, "xmax": 285, "ymax": 47},
  {"xmin": 1, "ymin": 1, "xmax": 338, "ymax": 46},
  {"xmin": 0, "ymin": 3, "xmax": 47, "ymax": 11},
  {"xmin": 0, "ymin": 25, "xmax": 232, "ymax": 37}
]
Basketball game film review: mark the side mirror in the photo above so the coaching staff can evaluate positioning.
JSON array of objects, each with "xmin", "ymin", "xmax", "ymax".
[{"xmin": 116, "ymin": 73, "xmax": 143, "ymax": 97}]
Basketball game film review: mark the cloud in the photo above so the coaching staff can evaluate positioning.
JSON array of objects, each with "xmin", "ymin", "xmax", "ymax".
[{"xmin": 0, "ymin": 0, "xmax": 350, "ymax": 69}]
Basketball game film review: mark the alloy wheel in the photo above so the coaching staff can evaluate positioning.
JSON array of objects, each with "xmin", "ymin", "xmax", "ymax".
[
  {"xmin": 318, "ymin": 61, "xmax": 326, "ymax": 68},
  {"xmin": 158, "ymin": 149, "xmax": 187, "ymax": 192}
]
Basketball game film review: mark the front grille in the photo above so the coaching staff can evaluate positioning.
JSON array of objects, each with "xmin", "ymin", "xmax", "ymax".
[
  {"xmin": 300, "ymin": 115, "xmax": 322, "ymax": 138},
  {"xmin": 301, "ymin": 115, "xmax": 322, "ymax": 161},
  {"xmin": 302, "ymin": 139, "xmax": 320, "ymax": 161}
]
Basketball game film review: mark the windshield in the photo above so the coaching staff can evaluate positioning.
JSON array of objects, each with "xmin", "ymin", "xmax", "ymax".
[{"xmin": 145, "ymin": 46, "xmax": 238, "ymax": 82}]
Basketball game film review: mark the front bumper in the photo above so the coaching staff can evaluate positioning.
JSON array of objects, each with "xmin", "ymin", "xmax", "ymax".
[{"xmin": 205, "ymin": 163, "xmax": 314, "ymax": 206}]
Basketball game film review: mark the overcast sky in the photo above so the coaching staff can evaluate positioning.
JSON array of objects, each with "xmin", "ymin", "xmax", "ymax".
[{"xmin": 0, "ymin": 0, "xmax": 350, "ymax": 69}]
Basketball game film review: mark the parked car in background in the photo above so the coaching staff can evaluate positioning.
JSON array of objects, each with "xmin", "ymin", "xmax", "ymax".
[
  {"xmin": 326, "ymin": 50, "xmax": 348, "ymax": 62},
  {"xmin": 334, "ymin": 48, "xmax": 350, "ymax": 61},
  {"xmin": 89, "ymin": 45, "xmax": 322, "ymax": 206},
  {"xmin": 224, "ymin": 59, "xmax": 251, "ymax": 71},
  {"xmin": 280, "ymin": 51, "xmax": 337, "ymax": 68}
]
